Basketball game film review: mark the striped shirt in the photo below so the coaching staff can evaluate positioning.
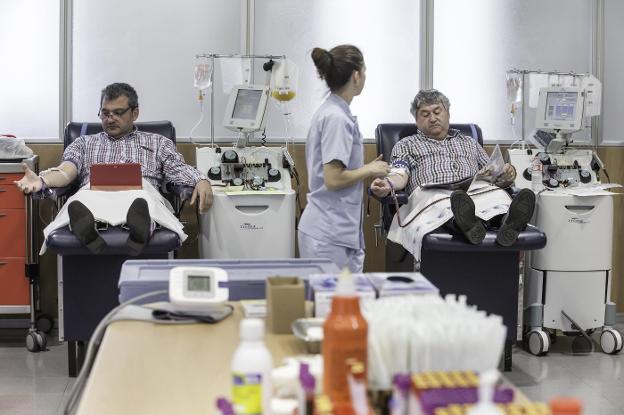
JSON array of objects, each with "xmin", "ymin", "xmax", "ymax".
[
  {"xmin": 391, "ymin": 128, "xmax": 489, "ymax": 195},
  {"xmin": 63, "ymin": 128, "xmax": 206, "ymax": 189}
]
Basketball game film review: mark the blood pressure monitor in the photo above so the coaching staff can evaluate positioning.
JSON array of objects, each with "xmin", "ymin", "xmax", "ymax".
[{"xmin": 169, "ymin": 267, "xmax": 229, "ymax": 310}]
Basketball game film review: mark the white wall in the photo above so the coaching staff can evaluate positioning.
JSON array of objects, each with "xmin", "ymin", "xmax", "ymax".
[
  {"xmin": 0, "ymin": 1, "xmax": 60, "ymax": 139},
  {"xmin": 72, "ymin": 0, "xmax": 242, "ymax": 141},
  {"xmin": 433, "ymin": 0, "xmax": 593, "ymax": 143},
  {"xmin": 4, "ymin": 1, "xmax": 624, "ymax": 145},
  {"xmin": 254, "ymin": 0, "xmax": 421, "ymax": 140},
  {"xmin": 602, "ymin": 0, "xmax": 624, "ymax": 145}
]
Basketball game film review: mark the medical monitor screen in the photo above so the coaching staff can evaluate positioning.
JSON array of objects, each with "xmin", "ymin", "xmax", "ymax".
[
  {"xmin": 232, "ymin": 89, "xmax": 263, "ymax": 120},
  {"xmin": 187, "ymin": 275, "xmax": 211, "ymax": 292},
  {"xmin": 545, "ymin": 92, "xmax": 578, "ymax": 122},
  {"xmin": 535, "ymin": 87, "xmax": 584, "ymax": 133}
]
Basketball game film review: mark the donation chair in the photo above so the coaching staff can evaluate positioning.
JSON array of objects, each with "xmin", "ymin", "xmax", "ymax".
[
  {"xmin": 373, "ymin": 123, "xmax": 546, "ymax": 371},
  {"xmin": 42, "ymin": 121, "xmax": 193, "ymax": 377}
]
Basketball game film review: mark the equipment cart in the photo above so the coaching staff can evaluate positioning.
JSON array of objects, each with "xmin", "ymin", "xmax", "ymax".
[{"xmin": 0, "ymin": 156, "xmax": 52, "ymax": 351}]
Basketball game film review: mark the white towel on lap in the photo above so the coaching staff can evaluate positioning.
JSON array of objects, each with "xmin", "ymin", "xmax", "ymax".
[
  {"xmin": 40, "ymin": 179, "xmax": 187, "ymax": 255},
  {"xmin": 387, "ymin": 181, "xmax": 512, "ymax": 262}
]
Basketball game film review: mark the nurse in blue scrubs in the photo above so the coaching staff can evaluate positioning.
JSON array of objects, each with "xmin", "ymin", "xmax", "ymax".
[{"xmin": 298, "ymin": 44, "xmax": 389, "ymax": 272}]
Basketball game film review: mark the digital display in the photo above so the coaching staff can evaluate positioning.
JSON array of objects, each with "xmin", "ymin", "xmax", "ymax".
[
  {"xmin": 545, "ymin": 92, "xmax": 578, "ymax": 122},
  {"xmin": 232, "ymin": 89, "xmax": 263, "ymax": 120},
  {"xmin": 187, "ymin": 275, "xmax": 211, "ymax": 292}
]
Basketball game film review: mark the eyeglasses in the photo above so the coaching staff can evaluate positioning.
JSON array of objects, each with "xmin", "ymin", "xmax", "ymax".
[{"xmin": 98, "ymin": 107, "xmax": 133, "ymax": 120}]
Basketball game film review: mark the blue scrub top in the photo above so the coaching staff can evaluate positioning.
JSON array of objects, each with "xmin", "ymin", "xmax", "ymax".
[{"xmin": 299, "ymin": 94, "xmax": 365, "ymax": 250}]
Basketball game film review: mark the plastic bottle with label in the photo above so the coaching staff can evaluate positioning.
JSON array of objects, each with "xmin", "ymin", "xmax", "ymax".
[
  {"xmin": 231, "ymin": 318, "xmax": 273, "ymax": 415},
  {"xmin": 323, "ymin": 269, "xmax": 368, "ymax": 408},
  {"xmin": 466, "ymin": 370, "xmax": 504, "ymax": 415}
]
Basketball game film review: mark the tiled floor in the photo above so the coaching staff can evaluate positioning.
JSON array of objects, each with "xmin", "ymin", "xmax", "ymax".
[
  {"xmin": 2, "ymin": 326, "xmax": 624, "ymax": 414},
  {"xmin": 0, "ymin": 330, "xmax": 73, "ymax": 415},
  {"xmin": 506, "ymin": 331, "xmax": 624, "ymax": 414}
]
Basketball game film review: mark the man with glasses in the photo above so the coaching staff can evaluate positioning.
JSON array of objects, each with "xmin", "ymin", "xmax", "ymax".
[
  {"xmin": 15, "ymin": 82, "xmax": 212, "ymax": 255},
  {"xmin": 370, "ymin": 89, "xmax": 534, "ymax": 249}
]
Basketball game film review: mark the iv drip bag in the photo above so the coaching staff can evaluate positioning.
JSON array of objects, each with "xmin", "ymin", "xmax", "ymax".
[
  {"xmin": 270, "ymin": 58, "xmax": 298, "ymax": 102},
  {"xmin": 194, "ymin": 56, "xmax": 213, "ymax": 91}
]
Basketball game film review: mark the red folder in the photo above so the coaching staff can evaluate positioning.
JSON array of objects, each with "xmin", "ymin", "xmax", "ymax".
[{"xmin": 90, "ymin": 163, "xmax": 142, "ymax": 191}]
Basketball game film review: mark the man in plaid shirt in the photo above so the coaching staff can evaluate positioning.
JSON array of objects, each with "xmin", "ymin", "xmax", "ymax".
[
  {"xmin": 15, "ymin": 83, "xmax": 212, "ymax": 254},
  {"xmin": 370, "ymin": 89, "xmax": 535, "ymax": 247}
]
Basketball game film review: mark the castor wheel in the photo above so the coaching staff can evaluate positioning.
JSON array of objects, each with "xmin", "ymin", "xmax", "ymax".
[
  {"xmin": 26, "ymin": 331, "xmax": 47, "ymax": 353},
  {"xmin": 526, "ymin": 329, "xmax": 550, "ymax": 356},
  {"xmin": 600, "ymin": 328, "xmax": 623, "ymax": 354}
]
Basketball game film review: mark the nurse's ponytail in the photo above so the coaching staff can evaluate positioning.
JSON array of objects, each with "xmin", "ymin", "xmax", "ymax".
[{"xmin": 311, "ymin": 45, "xmax": 364, "ymax": 92}]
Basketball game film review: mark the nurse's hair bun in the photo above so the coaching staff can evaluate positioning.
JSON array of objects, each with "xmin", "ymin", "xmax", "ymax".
[
  {"xmin": 311, "ymin": 47, "xmax": 333, "ymax": 78},
  {"xmin": 311, "ymin": 44, "xmax": 364, "ymax": 92}
]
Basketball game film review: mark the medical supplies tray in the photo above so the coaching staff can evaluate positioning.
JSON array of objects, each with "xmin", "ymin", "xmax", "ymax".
[
  {"xmin": 292, "ymin": 318, "xmax": 324, "ymax": 354},
  {"xmin": 118, "ymin": 258, "xmax": 340, "ymax": 304}
]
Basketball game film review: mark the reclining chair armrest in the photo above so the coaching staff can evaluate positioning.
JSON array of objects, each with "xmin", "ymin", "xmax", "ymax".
[
  {"xmin": 163, "ymin": 182, "xmax": 195, "ymax": 217},
  {"xmin": 367, "ymin": 187, "xmax": 409, "ymax": 205},
  {"xmin": 31, "ymin": 184, "xmax": 77, "ymax": 201},
  {"xmin": 165, "ymin": 182, "xmax": 195, "ymax": 202}
]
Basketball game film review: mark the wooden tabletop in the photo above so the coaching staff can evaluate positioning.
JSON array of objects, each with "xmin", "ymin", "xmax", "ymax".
[
  {"xmin": 75, "ymin": 303, "xmax": 527, "ymax": 414},
  {"xmin": 76, "ymin": 303, "xmax": 307, "ymax": 414}
]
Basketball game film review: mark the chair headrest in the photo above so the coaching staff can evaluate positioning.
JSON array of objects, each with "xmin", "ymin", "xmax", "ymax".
[
  {"xmin": 374, "ymin": 123, "xmax": 483, "ymax": 162},
  {"xmin": 64, "ymin": 121, "xmax": 176, "ymax": 148}
]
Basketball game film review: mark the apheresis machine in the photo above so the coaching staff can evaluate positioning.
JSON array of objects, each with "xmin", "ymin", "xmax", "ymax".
[
  {"xmin": 508, "ymin": 81, "xmax": 623, "ymax": 355},
  {"xmin": 196, "ymin": 57, "xmax": 298, "ymax": 259}
]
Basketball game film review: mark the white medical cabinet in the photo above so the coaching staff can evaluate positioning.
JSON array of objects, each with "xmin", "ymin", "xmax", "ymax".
[
  {"xmin": 509, "ymin": 148, "xmax": 622, "ymax": 355},
  {"xmin": 196, "ymin": 146, "xmax": 296, "ymax": 259}
]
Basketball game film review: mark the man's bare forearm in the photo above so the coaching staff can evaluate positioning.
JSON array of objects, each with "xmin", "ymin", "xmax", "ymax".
[
  {"xmin": 39, "ymin": 162, "xmax": 78, "ymax": 187},
  {"xmin": 386, "ymin": 168, "xmax": 408, "ymax": 191}
]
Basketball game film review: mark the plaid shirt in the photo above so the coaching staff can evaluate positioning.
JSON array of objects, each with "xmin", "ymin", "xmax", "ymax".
[
  {"xmin": 63, "ymin": 128, "xmax": 206, "ymax": 189},
  {"xmin": 391, "ymin": 128, "xmax": 489, "ymax": 195}
]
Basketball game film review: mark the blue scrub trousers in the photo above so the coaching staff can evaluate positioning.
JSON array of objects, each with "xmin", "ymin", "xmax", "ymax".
[{"xmin": 298, "ymin": 231, "xmax": 365, "ymax": 273}]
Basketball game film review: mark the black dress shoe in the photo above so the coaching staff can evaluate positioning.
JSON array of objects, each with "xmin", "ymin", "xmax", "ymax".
[
  {"xmin": 125, "ymin": 198, "xmax": 151, "ymax": 256},
  {"xmin": 67, "ymin": 201, "xmax": 107, "ymax": 254},
  {"xmin": 450, "ymin": 190, "xmax": 486, "ymax": 244},
  {"xmin": 496, "ymin": 188, "xmax": 536, "ymax": 247}
]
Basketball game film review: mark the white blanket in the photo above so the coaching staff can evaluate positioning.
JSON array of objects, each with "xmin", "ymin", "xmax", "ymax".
[
  {"xmin": 387, "ymin": 181, "xmax": 512, "ymax": 261},
  {"xmin": 41, "ymin": 179, "xmax": 187, "ymax": 254}
]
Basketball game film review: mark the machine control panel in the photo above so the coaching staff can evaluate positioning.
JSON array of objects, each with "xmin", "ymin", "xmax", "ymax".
[
  {"xmin": 196, "ymin": 146, "xmax": 293, "ymax": 192},
  {"xmin": 508, "ymin": 148, "xmax": 598, "ymax": 190}
]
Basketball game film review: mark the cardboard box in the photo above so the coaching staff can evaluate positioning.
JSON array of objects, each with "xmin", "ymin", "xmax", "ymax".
[
  {"xmin": 309, "ymin": 273, "xmax": 376, "ymax": 318},
  {"xmin": 365, "ymin": 272, "xmax": 439, "ymax": 298},
  {"xmin": 265, "ymin": 277, "xmax": 305, "ymax": 334}
]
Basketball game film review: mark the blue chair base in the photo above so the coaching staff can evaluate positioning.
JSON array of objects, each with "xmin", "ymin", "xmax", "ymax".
[
  {"xmin": 48, "ymin": 226, "xmax": 179, "ymax": 376},
  {"xmin": 387, "ymin": 225, "xmax": 546, "ymax": 372}
]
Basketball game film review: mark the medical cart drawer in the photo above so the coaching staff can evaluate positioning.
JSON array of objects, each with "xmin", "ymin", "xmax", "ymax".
[
  {"xmin": 0, "ymin": 174, "xmax": 26, "ymax": 209},
  {"xmin": 0, "ymin": 209, "xmax": 26, "ymax": 257},
  {"xmin": 0, "ymin": 257, "xmax": 28, "ymax": 305}
]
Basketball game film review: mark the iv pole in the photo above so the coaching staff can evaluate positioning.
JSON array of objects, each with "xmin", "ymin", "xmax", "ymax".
[{"xmin": 195, "ymin": 53, "xmax": 286, "ymax": 148}]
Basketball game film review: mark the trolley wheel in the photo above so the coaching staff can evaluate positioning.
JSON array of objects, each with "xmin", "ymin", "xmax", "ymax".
[
  {"xmin": 35, "ymin": 331, "xmax": 47, "ymax": 351},
  {"xmin": 26, "ymin": 332, "xmax": 41, "ymax": 353},
  {"xmin": 526, "ymin": 329, "xmax": 550, "ymax": 356},
  {"xmin": 600, "ymin": 328, "xmax": 624, "ymax": 354},
  {"xmin": 26, "ymin": 330, "xmax": 47, "ymax": 353},
  {"xmin": 36, "ymin": 314, "xmax": 54, "ymax": 334}
]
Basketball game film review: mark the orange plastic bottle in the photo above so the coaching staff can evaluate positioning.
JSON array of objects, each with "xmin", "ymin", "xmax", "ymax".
[
  {"xmin": 322, "ymin": 270, "xmax": 368, "ymax": 407},
  {"xmin": 550, "ymin": 397, "xmax": 582, "ymax": 415}
]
